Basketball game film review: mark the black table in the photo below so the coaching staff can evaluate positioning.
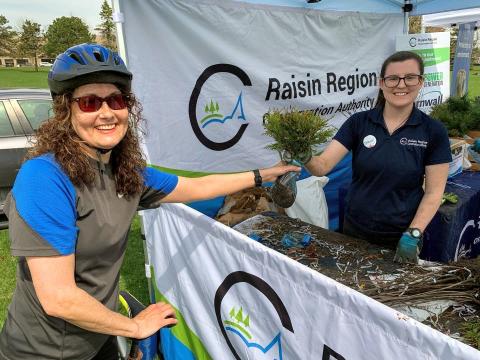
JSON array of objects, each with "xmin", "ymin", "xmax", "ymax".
[{"xmin": 422, "ymin": 171, "xmax": 480, "ymax": 262}]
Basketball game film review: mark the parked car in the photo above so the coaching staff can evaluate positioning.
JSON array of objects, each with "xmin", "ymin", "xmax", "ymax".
[
  {"xmin": 39, "ymin": 61, "xmax": 53, "ymax": 67},
  {"xmin": 0, "ymin": 89, "xmax": 52, "ymax": 229}
]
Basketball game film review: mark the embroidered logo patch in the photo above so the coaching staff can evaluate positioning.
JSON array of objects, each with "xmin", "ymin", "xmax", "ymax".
[{"xmin": 400, "ymin": 137, "xmax": 427, "ymax": 148}]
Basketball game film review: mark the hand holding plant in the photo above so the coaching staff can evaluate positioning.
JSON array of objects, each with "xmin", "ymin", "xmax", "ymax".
[
  {"xmin": 263, "ymin": 108, "xmax": 335, "ymax": 207},
  {"xmin": 263, "ymin": 108, "xmax": 335, "ymax": 165}
]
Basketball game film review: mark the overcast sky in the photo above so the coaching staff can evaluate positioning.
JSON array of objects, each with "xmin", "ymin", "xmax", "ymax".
[{"xmin": 1, "ymin": 0, "xmax": 107, "ymax": 31}]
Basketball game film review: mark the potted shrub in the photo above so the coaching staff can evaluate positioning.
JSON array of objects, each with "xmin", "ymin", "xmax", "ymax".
[
  {"xmin": 263, "ymin": 108, "xmax": 335, "ymax": 207},
  {"xmin": 263, "ymin": 108, "xmax": 335, "ymax": 163}
]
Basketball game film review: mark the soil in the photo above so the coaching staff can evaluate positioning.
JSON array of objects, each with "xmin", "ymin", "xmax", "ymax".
[{"xmin": 270, "ymin": 182, "xmax": 296, "ymax": 208}]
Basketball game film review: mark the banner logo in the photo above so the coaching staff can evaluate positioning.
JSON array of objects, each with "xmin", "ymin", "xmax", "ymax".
[
  {"xmin": 416, "ymin": 90, "xmax": 443, "ymax": 112},
  {"xmin": 199, "ymin": 94, "xmax": 246, "ymax": 129},
  {"xmin": 189, "ymin": 64, "xmax": 251, "ymax": 151},
  {"xmin": 214, "ymin": 271, "xmax": 293, "ymax": 359},
  {"xmin": 455, "ymin": 216, "xmax": 480, "ymax": 260}
]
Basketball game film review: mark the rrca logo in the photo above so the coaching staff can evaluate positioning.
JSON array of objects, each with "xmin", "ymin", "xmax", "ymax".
[
  {"xmin": 214, "ymin": 271, "xmax": 346, "ymax": 360},
  {"xmin": 189, "ymin": 64, "xmax": 251, "ymax": 151}
]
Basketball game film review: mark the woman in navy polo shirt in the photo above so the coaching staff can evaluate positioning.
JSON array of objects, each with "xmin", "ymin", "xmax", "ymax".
[{"xmin": 304, "ymin": 51, "xmax": 451, "ymax": 263}]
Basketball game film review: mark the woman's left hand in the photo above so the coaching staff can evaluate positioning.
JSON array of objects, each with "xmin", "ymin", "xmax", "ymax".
[{"xmin": 259, "ymin": 164, "xmax": 301, "ymax": 183}]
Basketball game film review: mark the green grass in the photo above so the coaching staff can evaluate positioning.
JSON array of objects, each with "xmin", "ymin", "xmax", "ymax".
[
  {"xmin": 0, "ymin": 229, "xmax": 17, "ymax": 325},
  {"xmin": 0, "ymin": 67, "xmax": 49, "ymax": 89},
  {"xmin": 119, "ymin": 215, "xmax": 150, "ymax": 306},
  {"xmin": 468, "ymin": 65, "xmax": 480, "ymax": 100}
]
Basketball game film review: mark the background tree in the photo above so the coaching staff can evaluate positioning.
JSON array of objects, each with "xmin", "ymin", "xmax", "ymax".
[
  {"xmin": 95, "ymin": 0, "xmax": 117, "ymax": 50},
  {"xmin": 43, "ymin": 16, "xmax": 94, "ymax": 57},
  {"xmin": 450, "ymin": 27, "xmax": 459, "ymax": 68},
  {"xmin": 18, "ymin": 20, "xmax": 42, "ymax": 70},
  {"xmin": 0, "ymin": 15, "xmax": 17, "ymax": 56}
]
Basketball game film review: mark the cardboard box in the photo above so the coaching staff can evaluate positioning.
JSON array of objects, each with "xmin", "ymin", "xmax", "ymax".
[{"xmin": 448, "ymin": 138, "xmax": 466, "ymax": 178}]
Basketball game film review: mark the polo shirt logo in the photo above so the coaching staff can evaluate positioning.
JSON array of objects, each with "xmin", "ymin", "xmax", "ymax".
[
  {"xmin": 363, "ymin": 135, "xmax": 377, "ymax": 148},
  {"xmin": 400, "ymin": 137, "xmax": 428, "ymax": 148}
]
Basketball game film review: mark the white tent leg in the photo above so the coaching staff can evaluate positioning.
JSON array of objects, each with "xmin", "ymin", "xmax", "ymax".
[
  {"xmin": 111, "ymin": 0, "xmax": 156, "ymax": 306},
  {"xmin": 404, "ymin": 0, "xmax": 411, "ymax": 34},
  {"xmin": 111, "ymin": 0, "xmax": 128, "ymax": 64}
]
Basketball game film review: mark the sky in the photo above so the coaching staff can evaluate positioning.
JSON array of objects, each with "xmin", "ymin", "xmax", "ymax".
[{"xmin": 1, "ymin": 0, "xmax": 107, "ymax": 32}]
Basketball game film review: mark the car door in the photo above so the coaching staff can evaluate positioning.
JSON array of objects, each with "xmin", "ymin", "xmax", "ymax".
[
  {"xmin": 0, "ymin": 100, "xmax": 29, "ymax": 190},
  {"xmin": 11, "ymin": 97, "xmax": 53, "ymax": 133}
]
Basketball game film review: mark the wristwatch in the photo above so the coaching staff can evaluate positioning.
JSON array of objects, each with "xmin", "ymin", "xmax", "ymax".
[
  {"xmin": 253, "ymin": 169, "xmax": 262, "ymax": 187},
  {"xmin": 407, "ymin": 227, "xmax": 423, "ymax": 239}
]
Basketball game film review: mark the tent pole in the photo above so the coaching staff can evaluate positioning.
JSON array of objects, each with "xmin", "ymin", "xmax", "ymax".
[
  {"xmin": 403, "ymin": 0, "xmax": 412, "ymax": 34},
  {"xmin": 110, "ymin": 0, "xmax": 156, "ymax": 306},
  {"xmin": 111, "ymin": 0, "xmax": 128, "ymax": 65}
]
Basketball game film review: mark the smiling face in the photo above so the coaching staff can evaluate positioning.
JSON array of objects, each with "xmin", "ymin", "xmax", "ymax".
[
  {"xmin": 380, "ymin": 59, "xmax": 423, "ymax": 110},
  {"xmin": 71, "ymin": 83, "xmax": 128, "ymax": 158}
]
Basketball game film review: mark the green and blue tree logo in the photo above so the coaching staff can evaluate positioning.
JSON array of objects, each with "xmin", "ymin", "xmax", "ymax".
[
  {"xmin": 215, "ymin": 271, "xmax": 293, "ymax": 360},
  {"xmin": 189, "ymin": 64, "xmax": 251, "ymax": 151},
  {"xmin": 222, "ymin": 305, "xmax": 283, "ymax": 359},
  {"xmin": 223, "ymin": 307, "xmax": 283, "ymax": 360},
  {"xmin": 199, "ymin": 93, "xmax": 246, "ymax": 129}
]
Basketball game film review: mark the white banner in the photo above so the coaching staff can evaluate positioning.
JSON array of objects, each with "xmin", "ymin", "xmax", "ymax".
[
  {"xmin": 142, "ymin": 204, "xmax": 479, "ymax": 359},
  {"xmin": 120, "ymin": 0, "xmax": 402, "ymax": 172},
  {"xmin": 396, "ymin": 32, "xmax": 451, "ymax": 114}
]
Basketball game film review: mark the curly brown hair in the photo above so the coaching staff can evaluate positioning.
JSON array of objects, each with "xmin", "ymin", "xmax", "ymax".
[{"xmin": 27, "ymin": 93, "xmax": 147, "ymax": 196}]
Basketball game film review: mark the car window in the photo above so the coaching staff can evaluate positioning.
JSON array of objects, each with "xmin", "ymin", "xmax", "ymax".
[
  {"xmin": 17, "ymin": 99, "xmax": 53, "ymax": 130},
  {"xmin": 0, "ymin": 102, "xmax": 15, "ymax": 137}
]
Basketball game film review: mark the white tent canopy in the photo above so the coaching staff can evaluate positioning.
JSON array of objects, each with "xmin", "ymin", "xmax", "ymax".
[
  {"xmin": 232, "ymin": 0, "xmax": 480, "ymax": 15},
  {"xmin": 423, "ymin": 8, "xmax": 480, "ymax": 27}
]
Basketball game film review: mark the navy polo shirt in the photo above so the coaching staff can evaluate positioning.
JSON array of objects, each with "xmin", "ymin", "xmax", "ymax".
[{"xmin": 334, "ymin": 107, "xmax": 451, "ymax": 236}]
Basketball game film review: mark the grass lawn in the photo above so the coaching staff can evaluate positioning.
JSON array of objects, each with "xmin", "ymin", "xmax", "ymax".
[
  {"xmin": 0, "ymin": 67, "xmax": 49, "ymax": 89},
  {"xmin": 468, "ymin": 65, "xmax": 480, "ymax": 100},
  {"xmin": 0, "ymin": 230, "xmax": 17, "ymax": 326}
]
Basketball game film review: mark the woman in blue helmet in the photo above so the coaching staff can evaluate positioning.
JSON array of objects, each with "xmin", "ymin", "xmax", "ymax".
[{"xmin": 0, "ymin": 43, "xmax": 299, "ymax": 360}]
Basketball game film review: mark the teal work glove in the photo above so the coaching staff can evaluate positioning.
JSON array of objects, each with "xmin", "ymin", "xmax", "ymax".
[
  {"xmin": 473, "ymin": 138, "xmax": 480, "ymax": 153},
  {"xmin": 280, "ymin": 150, "xmax": 312, "ymax": 166},
  {"xmin": 393, "ymin": 232, "xmax": 422, "ymax": 264}
]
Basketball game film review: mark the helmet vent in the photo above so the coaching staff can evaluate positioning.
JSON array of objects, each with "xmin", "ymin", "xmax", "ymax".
[
  {"xmin": 69, "ymin": 52, "xmax": 85, "ymax": 65},
  {"xmin": 93, "ymin": 51, "xmax": 104, "ymax": 62},
  {"xmin": 114, "ymin": 56, "xmax": 120, "ymax": 65}
]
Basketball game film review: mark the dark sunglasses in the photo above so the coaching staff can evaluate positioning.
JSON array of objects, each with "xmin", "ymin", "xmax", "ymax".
[{"xmin": 72, "ymin": 94, "xmax": 130, "ymax": 112}]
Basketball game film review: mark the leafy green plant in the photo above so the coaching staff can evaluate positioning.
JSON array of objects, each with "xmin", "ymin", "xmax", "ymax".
[
  {"xmin": 263, "ymin": 108, "xmax": 335, "ymax": 163},
  {"xmin": 430, "ymin": 95, "xmax": 480, "ymax": 137},
  {"xmin": 460, "ymin": 319, "xmax": 480, "ymax": 349}
]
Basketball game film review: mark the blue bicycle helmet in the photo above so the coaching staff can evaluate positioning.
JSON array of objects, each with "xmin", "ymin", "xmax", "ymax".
[{"xmin": 48, "ymin": 43, "xmax": 132, "ymax": 97}]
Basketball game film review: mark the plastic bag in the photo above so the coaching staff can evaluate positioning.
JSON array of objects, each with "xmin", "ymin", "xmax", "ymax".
[{"xmin": 284, "ymin": 176, "xmax": 329, "ymax": 229}]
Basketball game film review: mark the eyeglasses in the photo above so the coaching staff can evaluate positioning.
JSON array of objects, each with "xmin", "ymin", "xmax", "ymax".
[
  {"xmin": 72, "ymin": 94, "xmax": 130, "ymax": 112},
  {"xmin": 382, "ymin": 74, "xmax": 423, "ymax": 88}
]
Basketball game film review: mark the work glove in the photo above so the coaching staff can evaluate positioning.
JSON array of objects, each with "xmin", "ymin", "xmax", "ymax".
[
  {"xmin": 473, "ymin": 138, "xmax": 480, "ymax": 153},
  {"xmin": 393, "ymin": 232, "xmax": 422, "ymax": 264},
  {"xmin": 281, "ymin": 149, "xmax": 312, "ymax": 166}
]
